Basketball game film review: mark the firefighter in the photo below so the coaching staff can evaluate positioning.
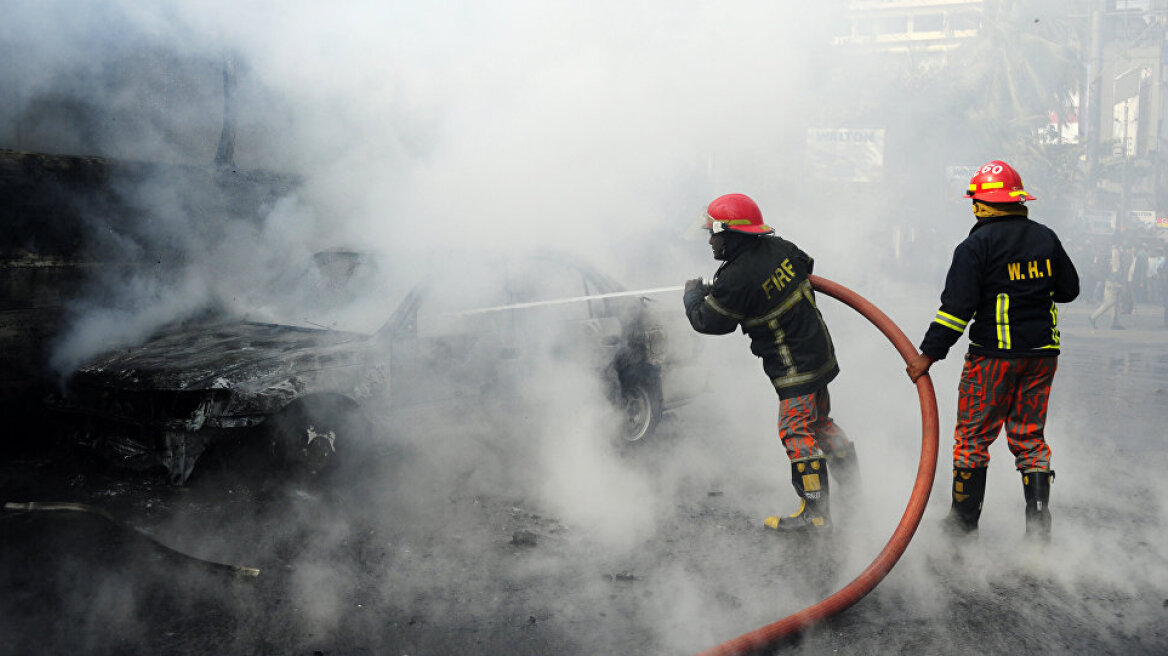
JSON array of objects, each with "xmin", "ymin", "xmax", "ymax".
[
  {"xmin": 906, "ymin": 161, "xmax": 1079, "ymax": 543},
  {"xmin": 683, "ymin": 193, "xmax": 858, "ymax": 534}
]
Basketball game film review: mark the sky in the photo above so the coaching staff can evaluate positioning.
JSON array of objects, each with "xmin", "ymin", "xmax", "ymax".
[{"xmin": 2, "ymin": 1, "xmax": 1165, "ymax": 653}]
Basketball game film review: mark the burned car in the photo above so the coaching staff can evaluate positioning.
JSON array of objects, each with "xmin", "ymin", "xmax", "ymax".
[
  {"xmin": 47, "ymin": 248, "xmax": 390, "ymax": 485},
  {"xmin": 48, "ymin": 250, "xmax": 704, "ymax": 484},
  {"xmin": 386, "ymin": 252, "xmax": 705, "ymax": 441}
]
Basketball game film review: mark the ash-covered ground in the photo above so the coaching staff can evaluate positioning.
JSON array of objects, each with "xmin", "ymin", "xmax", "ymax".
[{"xmin": 2, "ymin": 299, "xmax": 1167, "ymax": 656}]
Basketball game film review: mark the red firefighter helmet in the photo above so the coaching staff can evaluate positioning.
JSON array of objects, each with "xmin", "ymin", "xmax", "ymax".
[
  {"xmin": 704, "ymin": 193, "xmax": 774, "ymax": 235},
  {"xmin": 965, "ymin": 160, "xmax": 1036, "ymax": 203}
]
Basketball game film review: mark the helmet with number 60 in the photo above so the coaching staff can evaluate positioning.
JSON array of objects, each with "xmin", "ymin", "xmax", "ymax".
[
  {"xmin": 704, "ymin": 193, "xmax": 775, "ymax": 235},
  {"xmin": 965, "ymin": 160, "xmax": 1036, "ymax": 203}
]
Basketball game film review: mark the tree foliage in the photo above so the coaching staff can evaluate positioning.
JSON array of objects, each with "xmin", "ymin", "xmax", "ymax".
[{"xmin": 951, "ymin": 0, "xmax": 1088, "ymax": 148}]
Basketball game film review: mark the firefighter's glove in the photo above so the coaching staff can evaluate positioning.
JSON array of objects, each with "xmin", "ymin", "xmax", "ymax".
[{"xmin": 684, "ymin": 277, "xmax": 708, "ymax": 296}]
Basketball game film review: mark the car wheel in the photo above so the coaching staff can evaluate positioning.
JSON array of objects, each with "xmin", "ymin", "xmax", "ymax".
[
  {"xmin": 617, "ymin": 373, "xmax": 663, "ymax": 444},
  {"xmin": 269, "ymin": 397, "xmax": 370, "ymax": 480}
]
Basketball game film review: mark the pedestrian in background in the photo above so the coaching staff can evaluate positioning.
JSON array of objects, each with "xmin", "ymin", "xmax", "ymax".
[
  {"xmin": 1154, "ymin": 246, "xmax": 1168, "ymax": 328},
  {"xmin": 684, "ymin": 193, "xmax": 859, "ymax": 535},
  {"xmin": 1123, "ymin": 244, "xmax": 1142, "ymax": 310},
  {"xmin": 906, "ymin": 161, "xmax": 1079, "ymax": 543},
  {"xmin": 1089, "ymin": 243, "xmax": 1128, "ymax": 330}
]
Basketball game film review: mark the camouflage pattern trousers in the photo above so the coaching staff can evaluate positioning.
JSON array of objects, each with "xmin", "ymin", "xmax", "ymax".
[
  {"xmin": 953, "ymin": 354, "xmax": 1058, "ymax": 471},
  {"xmin": 778, "ymin": 386, "xmax": 851, "ymax": 461}
]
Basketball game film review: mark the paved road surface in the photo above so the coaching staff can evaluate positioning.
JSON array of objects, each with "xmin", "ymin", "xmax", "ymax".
[{"xmin": 2, "ymin": 299, "xmax": 1166, "ymax": 655}]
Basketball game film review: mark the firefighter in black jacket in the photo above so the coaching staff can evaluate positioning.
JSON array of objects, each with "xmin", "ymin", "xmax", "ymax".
[
  {"xmin": 684, "ymin": 193, "xmax": 858, "ymax": 534},
  {"xmin": 906, "ymin": 161, "xmax": 1079, "ymax": 543}
]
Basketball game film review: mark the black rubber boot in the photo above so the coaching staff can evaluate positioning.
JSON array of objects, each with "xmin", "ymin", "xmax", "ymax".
[
  {"xmin": 825, "ymin": 441, "xmax": 861, "ymax": 488},
  {"xmin": 1022, "ymin": 469, "xmax": 1054, "ymax": 543},
  {"xmin": 765, "ymin": 457, "xmax": 831, "ymax": 533},
  {"xmin": 943, "ymin": 467, "xmax": 987, "ymax": 534}
]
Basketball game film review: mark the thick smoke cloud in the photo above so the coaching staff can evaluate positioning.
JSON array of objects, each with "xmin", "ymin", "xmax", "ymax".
[{"xmin": 3, "ymin": 1, "xmax": 1165, "ymax": 654}]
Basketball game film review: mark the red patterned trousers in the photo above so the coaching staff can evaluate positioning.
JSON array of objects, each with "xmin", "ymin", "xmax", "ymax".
[
  {"xmin": 953, "ymin": 354, "xmax": 1058, "ymax": 471},
  {"xmin": 778, "ymin": 386, "xmax": 851, "ymax": 461}
]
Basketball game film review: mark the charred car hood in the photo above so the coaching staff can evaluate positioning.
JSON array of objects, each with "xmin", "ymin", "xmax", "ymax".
[{"xmin": 73, "ymin": 320, "xmax": 374, "ymax": 391}]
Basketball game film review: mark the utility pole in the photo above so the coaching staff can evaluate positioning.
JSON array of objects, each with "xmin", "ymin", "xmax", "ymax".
[
  {"xmin": 1083, "ymin": 0, "xmax": 1104, "ymax": 222},
  {"xmin": 1155, "ymin": 0, "xmax": 1168, "ymax": 225},
  {"xmin": 213, "ymin": 53, "xmax": 237, "ymax": 169}
]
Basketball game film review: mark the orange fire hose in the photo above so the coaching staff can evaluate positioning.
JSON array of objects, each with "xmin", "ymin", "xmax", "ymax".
[{"xmin": 694, "ymin": 275, "xmax": 940, "ymax": 656}]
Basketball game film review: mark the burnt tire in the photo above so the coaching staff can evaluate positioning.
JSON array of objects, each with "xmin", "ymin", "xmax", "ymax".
[
  {"xmin": 268, "ymin": 398, "xmax": 370, "ymax": 481},
  {"xmin": 617, "ymin": 372, "xmax": 663, "ymax": 444}
]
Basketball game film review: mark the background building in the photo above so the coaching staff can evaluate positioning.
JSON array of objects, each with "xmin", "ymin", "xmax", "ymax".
[{"xmin": 832, "ymin": 0, "xmax": 986, "ymax": 70}]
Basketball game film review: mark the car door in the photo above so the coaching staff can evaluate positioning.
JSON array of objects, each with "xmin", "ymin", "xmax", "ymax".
[
  {"xmin": 501, "ymin": 257, "xmax": 626, "ymax": 373},
  {"xmin": 385, "ymin": 269, "xmax": 516, "ymax": 409}
]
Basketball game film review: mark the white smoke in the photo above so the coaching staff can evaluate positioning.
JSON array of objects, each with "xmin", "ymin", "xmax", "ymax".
[{"xmin": 3, "ymin": 1, "xmax": 1165, "ymax": 654}]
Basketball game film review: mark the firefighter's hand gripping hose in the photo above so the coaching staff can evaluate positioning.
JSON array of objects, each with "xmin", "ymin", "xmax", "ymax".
[
  {"xmin": 3, "ymin": 501, "xmax": 261, "ymax": 578},
  {"xmin": 695, "ymin": 275, "xmax": 940, "ymax": 656}
]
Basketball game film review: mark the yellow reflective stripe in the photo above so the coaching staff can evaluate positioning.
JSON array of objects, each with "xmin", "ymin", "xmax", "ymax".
[
  {"xmin": 981, "ymin": 181, "xmax": 1005, "ymax": 190},
  {"xmin": 1048, "ymin": 299, "xmax": 1061, "ymax": 348},
  {"xmin": 704, "ymin": 295, "xmax": 743, "ymax": 320},
  {"xmin": 932, "ymin": 310, "xmax": 968, "ymax": 333},
  {"xmin": 768, "ymin": 319, "xmax": 795, "ymax": 370},
  {"xmin": 996, "ymin": 293, "xmax": 1011, "ymax": 349},
  {"xmin": 771, "ymin": 355, "xmax": 839, "ymax": 390},
  {"xmin": 704, "ymin": 214, "xmax": 759, "ymax": 229},
  {"xmin": 743, "ymin": 280, "xmax": 813, "ymax": 327},
  {"xmin": 1008, "ymin": 190, "xmax": 1029, "ymax": 197},
  {"xmin": 932, "ymin": 316, "xmax": 965, "ymax": 332},
  {"xmin": 937, "ymin": 311, "xmax": 968, "ymax": 327},
  {"xmin": 968, "ymin": 184, "xmax": 977, "ymax": 192}
]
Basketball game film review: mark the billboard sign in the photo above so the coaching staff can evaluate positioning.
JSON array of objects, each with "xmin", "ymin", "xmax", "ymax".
[
  {"xmin": 1129, "ymin": 210, "xmax": 1157, "ymax": 229},
  {"xmin": 946, "ymin": 165, "xmax": 980, "ymax": 200},
  {"xmin": 1080, "ymin": 209, "xmax": 1116, "ymax": 235},
  {"xmin": 806, "ymin": 128, "xmax": 885, "ymax": 182}
]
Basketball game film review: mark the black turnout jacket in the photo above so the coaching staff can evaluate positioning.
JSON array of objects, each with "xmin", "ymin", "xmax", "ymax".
[
  {"xmin": 684, "ymin": 235, "xmax": 839, "ymax": 399},
  {"xmin": 920, "ymin": 214, "xmax": 1080, "ymax": 361}
]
